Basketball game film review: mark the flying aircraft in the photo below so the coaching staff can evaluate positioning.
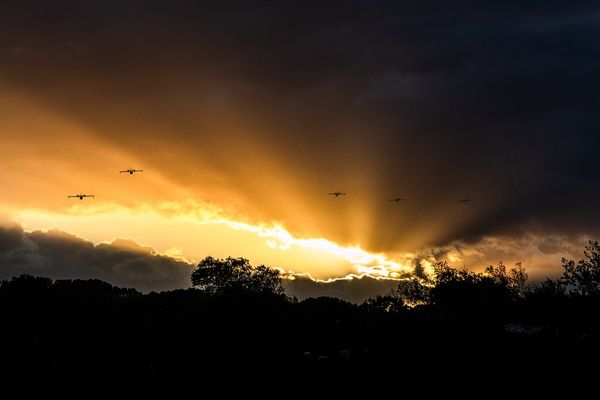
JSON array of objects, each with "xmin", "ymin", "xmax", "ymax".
[
  {"xmin": 328, "ymin": 192, "xmax": 347, "ymax": 197},
  {"xmin": 68, "ymin": 194, "xmax": 94, "ymax": 200},
  {"xmin": 457, "ymin": 197, "xmax": 475, "ymax": 204},
  {"xmin": 389, "ymin": 198, "xmax": 407, "ymax": 202},
  {"xmin": 120, "ymin": 168, "xmax": 143, "ymax": 175}
]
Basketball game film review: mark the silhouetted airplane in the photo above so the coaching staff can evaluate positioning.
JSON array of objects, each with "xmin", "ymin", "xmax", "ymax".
[
  {"xmin": 68, "ymin": 194, "xmax": 94, "ymax": 200},
  {"xmin": 328, "ymin": 192, "xmax": 346, "ymax": 197},
  {"xmin": 120, "ymin": 168, "xmax": 143, "ymax": 175},
  {"xmin": 389, "ymin": 198, "xmax": 407, "ymax": 202},
  {"xmin": 457, "ymin": 197, "xmax": 474, "ymax": 204}
]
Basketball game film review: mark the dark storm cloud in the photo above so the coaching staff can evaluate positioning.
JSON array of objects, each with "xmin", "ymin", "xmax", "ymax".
[
  {"xmin": 0, "ymin": 222, "xmax": 192, "ymax": 292},
  {"xmin": 1, "ymin": 1, "xmax": 599, "ymax": 252},
  {"xmin": 284, "ymin": 275, "xmax": 400, "ymax": 304}
]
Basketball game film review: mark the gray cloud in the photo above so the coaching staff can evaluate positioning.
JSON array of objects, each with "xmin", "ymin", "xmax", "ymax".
[
  {"xmin": 284, "ymin": 275, "xmax": 400, "ymax": 304},
  {"xmin": 414, "ymin": 232, "xmax": 591, "ymax": 280},
  {"xmin": 0, "ymin": 222, "xmax": 193, "ymax": 292}
]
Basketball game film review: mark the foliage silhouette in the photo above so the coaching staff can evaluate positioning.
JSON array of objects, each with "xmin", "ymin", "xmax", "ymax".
[
  {"xmin": 391, "ymin": 277, "xmax": 431, "ymax": 307},
  {"xmin": 0, "ymin": 247, "xmax": 599, "ymax": 396},
  {"xmin": 361, "ymin": 293, "xmax": 405, "ymax": 314},
  {"xmin": 485, "ymin": 261, "xmax": 528, "ymax": 298},
  {"xmin": 191, "ymin": 256, "xmax": 286, "ymax": 296},
  {"xmin": 561, "ymin": 240, "xmax": 600, "ymax": 296}
]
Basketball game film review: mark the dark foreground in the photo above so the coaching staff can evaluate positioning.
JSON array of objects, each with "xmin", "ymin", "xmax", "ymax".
[{"xmin": 1, "ymin": 273, "xmax": 600, "ymax": 396}]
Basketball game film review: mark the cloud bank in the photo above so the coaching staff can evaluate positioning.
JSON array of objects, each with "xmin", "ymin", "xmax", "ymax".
[
  {"xmin": 0, "ymin": 219, "xmax": 591, "ymax": 302},
  {"xmin": 0, "ymin": 221, "xmax": 192, "ymax": 292}
]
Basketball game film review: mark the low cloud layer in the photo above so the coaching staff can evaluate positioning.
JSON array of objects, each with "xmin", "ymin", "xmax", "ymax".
[
  {"xmin": 415, "ymin": 232, "xmax": 592, "ymax": 280},
  {"xmin": 284, "ymin": 276, "xmax": 401, "ymax": 304},
  {"xmin": 0, "ymin": 219, "xmax": 593, "ymax": 302},
  {"xmin": 0, "ymin": 222, "xmax": 192, "ymax": 292}
]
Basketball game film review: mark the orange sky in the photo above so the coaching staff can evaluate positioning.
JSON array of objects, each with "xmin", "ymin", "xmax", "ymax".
[
  {"xmin": 0, "ymin": 86, "xmax": 418, "ymax": 279},
  {"xmin": 0, "ymin": 85, "xmax": 584, "ymax": 281}
]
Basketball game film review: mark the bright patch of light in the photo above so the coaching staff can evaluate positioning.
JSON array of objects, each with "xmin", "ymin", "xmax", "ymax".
[
  {"xmin": 195, "ymin": 218, "xmax": 413, "ymax": 279},
  {"xmin": 11, "ymin": 199, "xmax": 416, "ymax": 281}
]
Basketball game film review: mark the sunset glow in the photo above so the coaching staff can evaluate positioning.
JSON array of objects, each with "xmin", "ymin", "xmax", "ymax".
[{"xmin": 12, "ymin": 201, "xmax": 414, "ymax": 281}]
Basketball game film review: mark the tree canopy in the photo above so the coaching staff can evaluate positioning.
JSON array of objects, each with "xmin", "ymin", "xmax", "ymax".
[
  {"xmin": 2, "ymin": 240, "xmax": 600, "ymax": 395},
  {"xmin": 561, "ymin": 240, "xmax": 600, "ymax": 296},
  {"xmin": 190, "ymin": 256, "xmax": 286, "ymax": 296}
]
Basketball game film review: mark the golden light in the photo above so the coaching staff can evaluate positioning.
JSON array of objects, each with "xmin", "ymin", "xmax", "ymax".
[
  {"xmin": 12, "ymin": 199, "xmax": 416, "ymax": 281},
  {"xmin": 0, "ymin": 83, "xmax": 444, "ymax": 283}
]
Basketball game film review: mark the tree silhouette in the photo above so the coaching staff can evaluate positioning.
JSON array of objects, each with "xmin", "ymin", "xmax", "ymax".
[
  {"xmin": 390, "ymin": 277, "xmax": 431, "ymax": 307},
  {"xmin": 361, "ymin": 293, "xmax": 405, "ymax": 313},
  {"xmin": 3, "ymin": 239, "xmax": 600, "ymax": 394},
  {"xmin": 190, "ymin": 256, "xmax": 286, "ymax": 296},
  {"xmin": 426, "ymin": 261, "xmax": 516, "ymax": 312},
  {"xmin": 0, "ymin": 274, "xmax": 52, "ymax": 294},
  {"xmin": 485, "ymin": 262, "xmax": 528, "ymax": 298},
  {"xmin": 561, "ymin": 240, "xmax": 600, "ymax": 296}
]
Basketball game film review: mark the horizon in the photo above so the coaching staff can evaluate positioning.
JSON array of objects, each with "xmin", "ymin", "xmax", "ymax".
[{"xmin": 0, "ymin": 219, "xmax": 591, "ymax": 303}]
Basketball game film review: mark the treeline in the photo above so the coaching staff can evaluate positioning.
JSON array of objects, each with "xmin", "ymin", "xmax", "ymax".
[{"xmin": 2, "ymin": 242, "xmax": 600, "ymax": 393}]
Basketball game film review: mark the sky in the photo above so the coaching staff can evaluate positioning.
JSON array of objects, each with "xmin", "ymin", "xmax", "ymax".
[{"xmin": 1, "ymin": 1, "xmax": 599, "ymax": 299}]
